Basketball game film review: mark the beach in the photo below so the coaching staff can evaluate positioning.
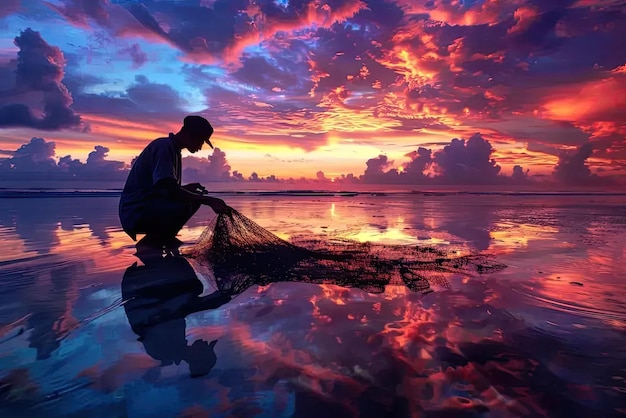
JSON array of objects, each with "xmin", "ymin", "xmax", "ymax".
[{"xmin": 1, "ymin": 192, "xmax": 625, "ymax": 417}]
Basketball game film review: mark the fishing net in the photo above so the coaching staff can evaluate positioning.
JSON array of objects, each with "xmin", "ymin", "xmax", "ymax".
[{"xmin": 183, "ymin": 208, "xmax": 506, "ymax": 297}]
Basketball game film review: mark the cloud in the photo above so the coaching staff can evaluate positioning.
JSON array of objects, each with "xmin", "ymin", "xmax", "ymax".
[
  {"xmin": 0, "ymin": 28, "xmax": 81, "ymax": 130},
  {"xmin": 552, "ymin": 142, "xmax": 599, "ymax": 185},
  {"xmin": 402, "ymin": 147, "xmax": 432, "ymax": 180},
  {"xmin": 0, "ymin": 0, "xmax": 20, "ymax": 18},
  {"xmin": 127, "ymin": 75, "xmax": 185, "ymax": 112},
  {"xmin": 0, "ymin": 137, "xmax": 56, "ymax": 171},
  {"xmin": 85, "ymin": 145, "xmax": 124, "ymax": 171},
  {"xmin": 182, "ymin": 148, "xmax": 232, "ymax": 182},
  {"xmin": 118, "ymin": 43, "xmax": 148, "ymax": 69},
  {"xmin": 360, "ymin": 154, "xmax": 399, "ymax": 184},
  {"xmin": 316, "ymin": 170, "xmax": 329, "ymax": 182},
  {"xmin": 53, "ymin": 0, "xmax": 367, "ymax": 63},
  {"xmin": 232, "ymin": 52, "xmax": 311, "ymax": 96},
  {"xmin": 57, "ymin": 154, "xmax": 84, "ymax": 173},
  {"xmin": 0, "ymin": 137, "xmax": 125, "ymax": 180},
  {"xmin": 6, "ymin": 0, "xmax": 625, "ymax": 180},
  {"xmin": 511, "ymin": 165, "xmax": 530, "ymax": 183},
  {"xmin": 358, "ymin": 146, "xmax": 435, "ymax": 185},
  {"xmin": 433, "ymin": 133, "xmax": 501, "ymax": 184},
  {"xmin": 248, "ymin": 171, "xmax": 280, "ymax": 182},
  {"xmin": 346, "ymin": 133, "xmax": 559, "ymax": 186},
  {"xmin": 46, "ymin": 0, "xmax": 110, "ymax": 28},
  {"xmin": 71, "ymin": 74, "xmax": 187, "ymax": 120}
]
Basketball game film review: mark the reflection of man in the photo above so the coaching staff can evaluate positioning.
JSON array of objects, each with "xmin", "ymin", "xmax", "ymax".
[{"xmin": 122, "ymin": 240, "xmax": 230, "ymax": 377}]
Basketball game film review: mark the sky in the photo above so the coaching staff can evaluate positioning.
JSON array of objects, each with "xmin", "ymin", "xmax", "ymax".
[{"xmin": 0, "ymin": 0, "xmax": 624, "ymax": 186}]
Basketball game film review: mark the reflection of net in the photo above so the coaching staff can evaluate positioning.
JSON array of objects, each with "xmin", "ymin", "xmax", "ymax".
[{"xmin": 184, "ymin": 208, "xmax": 506, "ymax": 296}]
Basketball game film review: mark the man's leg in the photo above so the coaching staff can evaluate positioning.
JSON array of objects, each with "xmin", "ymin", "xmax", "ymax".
[{"xmin": 138, "ymin": 199, "xmax": 201, "ymax": 239}]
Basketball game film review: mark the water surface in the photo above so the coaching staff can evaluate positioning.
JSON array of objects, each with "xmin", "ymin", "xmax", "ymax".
[{"xmin": 1, "ymin": 193, "xmax": 625, "ymax": 417}]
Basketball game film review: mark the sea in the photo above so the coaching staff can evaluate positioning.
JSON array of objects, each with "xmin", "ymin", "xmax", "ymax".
[{"xmin": 0, "ymin": 186, "xmax": 625, "ymax": 417}]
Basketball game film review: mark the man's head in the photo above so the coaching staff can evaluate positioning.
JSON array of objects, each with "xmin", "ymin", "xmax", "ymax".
[{"xmin": 178, "ymin": 115, "xmax": 214, "ymax": 153}]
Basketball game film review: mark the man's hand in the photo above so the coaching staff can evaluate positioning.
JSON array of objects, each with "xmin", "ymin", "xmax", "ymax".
[
  {"xmin": 203, "ymin": 196, "xmax": 230, "ymax": 215},
  {"xmin": 182, "ymin": 183, "xmax": 207, "ymax": 194}
]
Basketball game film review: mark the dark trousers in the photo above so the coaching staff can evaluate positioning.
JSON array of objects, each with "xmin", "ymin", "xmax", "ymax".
[{"xmin": 133, "ymin": 199, "xmax": 201, "ymax": 239}]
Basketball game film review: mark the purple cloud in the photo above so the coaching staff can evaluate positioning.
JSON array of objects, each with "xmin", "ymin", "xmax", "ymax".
[
  {"xmin": 85, "ymin": 145, "xmax": 124, "ymax": 171},
  {"xmin": 346, "ymin": 134, "xmax": 544, "ymax": 186},
  {"xmin": 118, "ymin": 43, "xmax": 148, "ymax": 68},
  {"xmin": 182, "ymin": 148, "xmax": 232, "ymax": 182},
  {"xmin": 46, "ymin": 0, "xmax": 110, "ymax": 27},
  {"xmin": 402, "ymin": 147, "xmax": 432, "ymax": 181},
  {"xmin": 0, "ymin": 0, "xmax": 20, "ymax": 18},
  {"xmin": 552, "ymin": 142, "xmax": 598, "ymax": 185},
  {"xmin": 0, "ymin": 137, "xmax": 56, "ymax": 171},
  {"xmin": 511, "ymin": 165, "xmax": 530, "ymax": 183},
  {"xmin": 58, "ymin": 154, "xmax": 84, "ymax": 173},
  {"xmin": 433, "ymin": 134, "xmax": 501, "ymax": 184},
  {"xmin": 0, "ymin": 28, "xmax": 81, "ymax": 130},
  {"xmin": 1, "ymin": 137, "xmax": 125, "ymax": 180},
  {"xmin": 71, "ymin": 74, "xmax": 186, "ymax": 119}
]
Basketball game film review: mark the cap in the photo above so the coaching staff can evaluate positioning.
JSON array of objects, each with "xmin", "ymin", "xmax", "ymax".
[{"xmin": 183, "ymin": 115, "xmax": 214, "ymax": 149}]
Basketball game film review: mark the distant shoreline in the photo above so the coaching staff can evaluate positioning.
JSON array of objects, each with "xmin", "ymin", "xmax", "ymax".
[{"xmin": 1, "ymin": 188, "xmax": 625, "ymax": 198}]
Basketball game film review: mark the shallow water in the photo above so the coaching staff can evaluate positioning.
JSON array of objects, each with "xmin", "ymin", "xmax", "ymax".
[{"xmin": 0, "ymin": 193, "xmax": 625, "ymax": 417}]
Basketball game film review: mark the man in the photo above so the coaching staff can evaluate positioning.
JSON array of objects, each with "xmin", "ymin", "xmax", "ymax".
[{"xmin": 119, "ymin": 115, "xmax": 229, "ymax": 242}]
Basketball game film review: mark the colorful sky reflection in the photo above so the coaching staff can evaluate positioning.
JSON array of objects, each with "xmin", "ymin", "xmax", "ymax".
[{"xmin": 0, "ymin": 0, "xmax": 625, "ymax": 185}]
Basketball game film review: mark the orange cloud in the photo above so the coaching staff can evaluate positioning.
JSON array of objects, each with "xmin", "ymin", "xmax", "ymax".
[
  {"xmin": 507, "ymin": 6, "xmax": 539, "ymax": 35},
  {"xmin": 392, "ymin": 0, "xmax": 525, "ymax": 26},
  {"xmin": 219, "ymin": 0, "xmax": 368, "ymax": 64},
  {"xmin": 542, "ymin": 72, "xmax": 626, "ymax": 122}
]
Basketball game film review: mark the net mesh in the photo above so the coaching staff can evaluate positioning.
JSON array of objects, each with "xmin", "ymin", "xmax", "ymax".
[{"xmin": 183, "ymin": 208, "xmax": 506, "ymax": 296}]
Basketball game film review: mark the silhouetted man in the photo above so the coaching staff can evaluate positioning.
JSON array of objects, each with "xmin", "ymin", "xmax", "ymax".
[{"xmin": 119, "ymin": 115, "xmax": 229, "ymax": 242}]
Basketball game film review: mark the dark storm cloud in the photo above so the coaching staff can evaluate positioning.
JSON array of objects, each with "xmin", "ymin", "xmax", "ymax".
[{"xmin": 0, "ymin": 28, "xmax": 81, "ymax": 130}]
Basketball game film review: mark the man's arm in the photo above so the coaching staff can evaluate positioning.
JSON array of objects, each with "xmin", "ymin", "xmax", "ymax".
[{"xmin": 156, "ymin": 179, "xmax": 229, "ymax": 214}]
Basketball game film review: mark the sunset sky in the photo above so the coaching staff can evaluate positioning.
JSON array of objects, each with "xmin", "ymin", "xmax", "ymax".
[{"xmin": 0, "ymin": 0, "xmax": 624, "ymax": 184}]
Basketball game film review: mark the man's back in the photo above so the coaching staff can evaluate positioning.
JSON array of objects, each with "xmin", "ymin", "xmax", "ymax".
[{"xmin": 119, "ymin": 135, "xmax": 182, "ymax": 237}]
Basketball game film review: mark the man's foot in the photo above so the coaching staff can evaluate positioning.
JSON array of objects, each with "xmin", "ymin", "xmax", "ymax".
[
  {"xmin": 163, "ymin": 236, "xmax": 184, "ymax": 249},
  {"xmin": 139, "ymin": 234, "xmax": 183, "ymax": 248}
]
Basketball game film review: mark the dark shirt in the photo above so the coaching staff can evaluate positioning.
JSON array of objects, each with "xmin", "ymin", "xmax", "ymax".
[{"xmin": 119, "ymin": 134, "xmax": 182, "ymax": 237}]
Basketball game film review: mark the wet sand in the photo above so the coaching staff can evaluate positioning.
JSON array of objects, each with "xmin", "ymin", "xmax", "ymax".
[{"xmin": 1, "ymin": 193, "xmax": 625, "ymax": 417}]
